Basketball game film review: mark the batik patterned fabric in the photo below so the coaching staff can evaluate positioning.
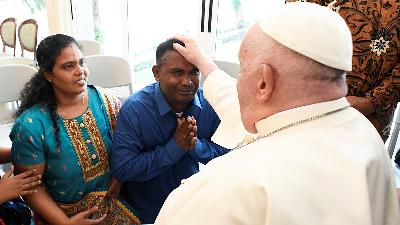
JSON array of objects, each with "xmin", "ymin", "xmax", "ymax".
[
  {"xmin": 286, "ymin": 0, "xmax": 400, "ymax": 140},
  {"xmin": 10, "ymin": 86, "xmax": 140, "ymax": 224}
]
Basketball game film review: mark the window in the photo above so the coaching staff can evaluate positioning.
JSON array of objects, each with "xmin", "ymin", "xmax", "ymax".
[
  {"xmin": 71, "ymin": 0, "xmax": 285, "ymax": 89},
  {"xmin": 73, "ymin": 0, "xmax": 197, "ymax": 89},
  {"xmin": 215, "ymin": 0, "xmax": 280, "ymax": 62},
  {"xmin": 127, "ymin": 0, "xmax": 197, "ymax": 89},
  {"xmin": 73, "ymin": 0, "xmax": 127, "ymax": 56}
]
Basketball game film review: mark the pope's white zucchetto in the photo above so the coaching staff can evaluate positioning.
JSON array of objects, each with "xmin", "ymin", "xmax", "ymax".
[{"xmin": 258, "ymin": 2, "xmax": 353, "ymax": 71}]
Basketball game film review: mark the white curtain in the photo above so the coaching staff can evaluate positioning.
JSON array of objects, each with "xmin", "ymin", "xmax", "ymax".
[{"xmin": 45, "ymin": 0, "xmax": 74, "ymax": 35}]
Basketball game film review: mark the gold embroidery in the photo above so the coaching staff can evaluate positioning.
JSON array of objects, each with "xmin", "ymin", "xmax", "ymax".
[
  {"xmin": 101, "ymin": 91, "xmax": 121, "ymax": 132},
  {"xmin": 57, "ymin": 191, "xmax": 141, "ymax": 225},
  {"xmin": 83, "ymin": 110, "xmax": 109, "ymax": 176},
  {"xmin": 64, "ymin": 111, "xmax": 109, "ymax": 182},
  {"xmin": 101, "ymin": 93, "xmax": 116, "ymax": 132}
]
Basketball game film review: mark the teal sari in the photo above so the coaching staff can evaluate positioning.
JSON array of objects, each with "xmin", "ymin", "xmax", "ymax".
[{"xmin": 11, "ymin": 86, "xmax": 140, "ymax": 225}]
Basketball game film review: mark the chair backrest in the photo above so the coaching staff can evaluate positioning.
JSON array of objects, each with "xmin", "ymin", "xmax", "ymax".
[
  {"xmin": 0, "ymin": 64, "xmax": 37, "ymax": 103},
  {"xmin": 0, "ymin": 56, "xmax": 34, "ymax": 66},
  {"xmin": 78, "ymin": 39, "xmax": 102, "ymax": 56},
  {"xmin": 387, "ymin": 102, "xmax": 400, "ymax": 158},
  {"xmin": 0, "ymin": 64, "xmax": 37, "ymax": 124},
  {"xmin": 18, "ymin": 19, "xmax": 38, "ymax": 59},
  {"xmin": 85, "ymin": 55, "xmax": 133, "ymax": 94},
  {"xmin": 214, "ymin": 60, "xmax": 240, "ymax": 78},
  {"xmin": 0, "ymin": 17, "xmax": 17, "ymax": 57}
]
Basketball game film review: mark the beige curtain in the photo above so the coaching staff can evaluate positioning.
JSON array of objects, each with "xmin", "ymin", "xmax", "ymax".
[{"xmin": 44, "ymin": 0, "xmax": 74, "ymax": 35}]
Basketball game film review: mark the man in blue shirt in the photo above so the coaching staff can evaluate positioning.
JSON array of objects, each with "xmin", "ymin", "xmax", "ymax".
[{"xmin": 111, "ymin": 38, "xmax": 228, "ymax": 224}]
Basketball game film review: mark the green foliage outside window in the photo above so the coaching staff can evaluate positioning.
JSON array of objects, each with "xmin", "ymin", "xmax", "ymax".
[
  {"xmin": 94, "ymin": 27, "xmax": 104, "ymax": 43},
  {"xmin": 22, "ymin": 0, "xmax": 45, "ymax": 14}
]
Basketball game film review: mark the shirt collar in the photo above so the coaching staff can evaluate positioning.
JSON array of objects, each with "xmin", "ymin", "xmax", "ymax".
[
  {"xmin": 255, "ymin": 97, "xmax": 350, "ymax": 135},
  {"xmin": 154, "ymin": 82, "xmax": 202, "ymax": 116}
]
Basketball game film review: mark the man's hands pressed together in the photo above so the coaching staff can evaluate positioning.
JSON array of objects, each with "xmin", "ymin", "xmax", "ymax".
[{"xmin": 174, "ymin": 116, "xmax": 197, "ymax": 151}]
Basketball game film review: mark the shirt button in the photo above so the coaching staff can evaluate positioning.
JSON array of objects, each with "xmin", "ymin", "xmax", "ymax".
[
  {"xmin": 91, "ymin": 154, "xmax": 97, "ymax": 159},
  {"xmin": 79, "ymin": 123, "xmax": 85, "ymax": 128},
  {"xmin": 86, "ymin": 139, "xmax": 91, "ymax": 144}
]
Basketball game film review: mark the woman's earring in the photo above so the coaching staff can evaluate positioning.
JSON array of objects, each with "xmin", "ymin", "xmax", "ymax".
[{"xmin": 48, "ymin": 78, "xmax": 52, "ymax": 83}]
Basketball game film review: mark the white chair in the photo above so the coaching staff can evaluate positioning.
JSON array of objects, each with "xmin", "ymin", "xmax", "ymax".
[
  {"xmin": 78, "ymin": 40, "xmax": 102, "ymax": 56},
  {"xmin": 0, "ymin": 17, "xmax": 17, "ymax": 57},
  {"xmin": 201, "ymin": 60, "xmax": 239, "ymax": 86},
  {"xmin": 18, "ymin": 19, "xmax": 38, "ymax": 60},
  {"xmin": 85, "ymin": 55, "xmax": 133, "ymax": 99},
  {"xmin": 0, "ymin": 56, "xmax": 35, "ymax": 67},
  {"xmin": 214, "ymin": 60, "xmax": 240, "ymax": 78},
  {"xmin": 0, "ymin": 64, "xmax": 37, "ymax": 147}
]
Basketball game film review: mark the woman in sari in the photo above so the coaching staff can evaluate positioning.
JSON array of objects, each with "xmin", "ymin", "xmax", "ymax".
[{"xmin": 10, "ymin": 34, "xmax": 140, "ymax": 225}]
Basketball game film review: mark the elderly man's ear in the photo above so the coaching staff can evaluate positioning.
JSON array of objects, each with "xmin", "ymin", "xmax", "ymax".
[{"xmin": 256, "ymin": 63, "xmax": 274, "ymax": 103}]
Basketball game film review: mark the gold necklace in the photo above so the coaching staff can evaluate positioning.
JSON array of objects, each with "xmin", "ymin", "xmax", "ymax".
[
  {"xmin": 57, "ymin": 92, "xmax": 86, "ymax": 118},
  {"xmin": 233, "ymin": 106, "xmax": 349, "ymax": 150}
]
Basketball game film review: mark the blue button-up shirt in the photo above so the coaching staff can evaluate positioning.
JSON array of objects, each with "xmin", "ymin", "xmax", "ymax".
[{"xmin": 112, "ymin": 83, "xmax": 228, "ymax": 223}]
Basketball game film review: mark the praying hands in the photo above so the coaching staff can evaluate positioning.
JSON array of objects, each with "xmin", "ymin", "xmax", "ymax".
[{"xmin": 174, "ymin": 116, "xmax": 197, "ymax": 150}]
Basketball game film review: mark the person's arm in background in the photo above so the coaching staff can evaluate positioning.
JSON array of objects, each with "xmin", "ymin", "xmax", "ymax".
[
  {"xmin": 112, "ymin": 103, "xmax": 194, "ymax": 183},
  {"xmin": 346, "ymin": 96, "xmax": 375, "ymax": 115},
  {"xmin": 0, "ymin": 165, "xmax": 40, "ymax": 204},
  {"xmin": 347, "ymin": 64, "xmax": 400, "ymax": 118},
  {"xmin": 0, "ymin": 146, "xmax": 42, "ymax": 207},
  {"xmin": 0, "ymin": 147, "xmax": 11, "ymax": 164}
]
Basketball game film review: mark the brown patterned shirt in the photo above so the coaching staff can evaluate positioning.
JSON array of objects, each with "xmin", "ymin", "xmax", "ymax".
[{"xmin": 286, "ymin": 0, "xmax": 400, "ymax": 140}]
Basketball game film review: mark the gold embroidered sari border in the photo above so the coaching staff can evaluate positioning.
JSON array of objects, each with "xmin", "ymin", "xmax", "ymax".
[
  {"xmin": 101, "ymin": 93, "xmax": 115, "ymax": 131},
  {"xmin": 56, "ymin": 191, "xmax": 141, "ymax": 225}
]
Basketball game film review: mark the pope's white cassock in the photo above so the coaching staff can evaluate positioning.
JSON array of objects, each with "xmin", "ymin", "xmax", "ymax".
[{"xmin": 155, "ymin": 70, "xmax": 400, "ymax": 225}]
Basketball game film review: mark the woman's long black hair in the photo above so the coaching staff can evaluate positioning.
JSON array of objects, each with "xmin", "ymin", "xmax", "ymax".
[{"xmin": 15, "ymin": 34, "xmax": 80, "ymax": 148}]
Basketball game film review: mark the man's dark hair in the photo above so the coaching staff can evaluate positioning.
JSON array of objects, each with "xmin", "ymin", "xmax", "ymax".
[{"xmin": 156, "ymin": 38, "xmax": 185, "ymax": 66}]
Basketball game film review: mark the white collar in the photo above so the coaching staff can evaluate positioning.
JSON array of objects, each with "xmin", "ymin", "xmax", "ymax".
[{"xmin": 255, "ymin": 97, "xmax": 350, "ymax": 136}]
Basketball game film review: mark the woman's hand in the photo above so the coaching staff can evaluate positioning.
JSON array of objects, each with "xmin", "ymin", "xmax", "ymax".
[
  {"xmin": 66, "ymin": 206, "xmax": 107, "ymax": 225},
  {"xmin": 105, "ymin": 177, "xmax": 121, "ymax": 199},
  {"xmin": 0, "ymin": 165, "xmax": 41, "ymax": 204}
]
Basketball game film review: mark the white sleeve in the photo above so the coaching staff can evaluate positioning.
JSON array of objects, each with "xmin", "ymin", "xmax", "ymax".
[{"xmin": 203, "ymin": 69, "xmax": 250, "ymax": 149}]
